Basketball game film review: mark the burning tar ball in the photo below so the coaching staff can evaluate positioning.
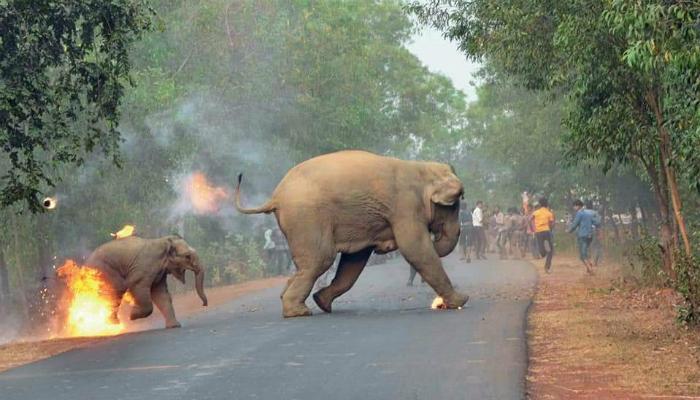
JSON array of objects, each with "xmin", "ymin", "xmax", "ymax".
[{"xmin": 42, "ymin": 197, "xmax": 57, "ymax": 210}]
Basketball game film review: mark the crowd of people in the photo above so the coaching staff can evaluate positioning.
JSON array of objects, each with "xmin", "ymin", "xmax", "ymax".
[{"xmin": 457, "ymin": 193, "xmax": 603, "ymax": 275}]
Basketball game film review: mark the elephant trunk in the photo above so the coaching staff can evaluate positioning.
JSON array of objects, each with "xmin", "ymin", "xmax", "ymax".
[
  {"xmin": 434, "ymin": 229, "xmax": 459, "ymax": 257},
  {"xmin": 431, "ymin": 205, "xmax": 461, "ymax": 257},
  {"xmin": 190, "ymin": 259, "xmax": 208, "ymax": 306}
]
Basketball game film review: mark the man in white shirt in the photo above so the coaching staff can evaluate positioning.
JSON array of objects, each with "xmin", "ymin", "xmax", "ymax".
[{"xmin": 472, "ymin": 201, "xmax": 487, "ymax": 260}]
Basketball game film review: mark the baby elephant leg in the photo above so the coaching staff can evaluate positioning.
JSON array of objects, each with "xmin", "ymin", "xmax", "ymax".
[
  {"xmin": 129, "ymin": 282, "xmax": 154, "ymax": 320},
  {"xmin": 151, "ymin": 278, "xmax": 180, "ymax": 328}
]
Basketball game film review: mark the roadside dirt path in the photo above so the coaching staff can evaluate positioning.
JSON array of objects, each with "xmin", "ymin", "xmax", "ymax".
[
  {"xmin": 0, "ymin": 276, "xmax": 286, "ymax": 373},
  {"xmin": 526, "ymin": 255, "xmax": 700, "ymax": 399}
]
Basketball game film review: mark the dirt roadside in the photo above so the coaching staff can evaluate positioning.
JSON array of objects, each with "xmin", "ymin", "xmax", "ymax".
[
  {"xmin": 526, "ymin": 255, "xmax": 700, "ymax": 399},
  {"xmin": 0, "ymin": 276, "xmax": 286, "ymax": 373}
]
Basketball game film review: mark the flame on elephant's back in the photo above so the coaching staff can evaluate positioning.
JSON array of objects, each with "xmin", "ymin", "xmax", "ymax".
[
  {"xmin": 111, "ymin": 225, "xmax": 135, "ymax": 239},
  {"xmin": 56, "ymin": 260, "xmax": 126, "ymax": 337}
]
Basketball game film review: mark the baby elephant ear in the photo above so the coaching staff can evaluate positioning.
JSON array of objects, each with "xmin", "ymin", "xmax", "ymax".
[
  {"xmin": 431, "ymin": 177, "xmax": 464, "ymax": 206},
  {"xmin": 165, "ymin": 237, "xmax": 177, "ymax": 257}
]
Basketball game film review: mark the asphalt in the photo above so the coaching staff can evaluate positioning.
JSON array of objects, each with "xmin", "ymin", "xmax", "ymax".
[{"xmin": 0, "ymin": 253, "xmax": 537, "ymax": 400}]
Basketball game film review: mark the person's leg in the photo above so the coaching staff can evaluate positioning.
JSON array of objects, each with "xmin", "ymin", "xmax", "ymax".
[
  {"xmin": 472, "ymin": 228, "xmax": 481, "ymax": 259},
  {"xmin": 407, "ymin": 265, "xmax": 417, "ymax": 286},
  {"xmin": 580, "ymin": 236, "xmax": 593, "ymax": 274},
  {"xmin": 536, "ymin": 232, "xmax": 551, "ymax": 272},
  {"xmin": 465, "ymin": 228, "xmax": 472, "ymax": 262},
  {"xmin": 496, "ymin": 231, "xmax": 503, "ymax": 258},
  {"xmin": 544, "ymin": 232, "xmax": 554, "ymax": 272},
  {"xmin": 476, "ymin": 227, "xmax": 485, "ymax": 259}
]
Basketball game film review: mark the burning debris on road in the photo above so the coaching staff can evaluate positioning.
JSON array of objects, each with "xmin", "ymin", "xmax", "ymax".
[{"xmin": 431, "ymin": 296, "xmax": 446, "ymax": 310}]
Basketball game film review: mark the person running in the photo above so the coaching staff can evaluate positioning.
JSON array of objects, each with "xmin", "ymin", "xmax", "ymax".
[
  {"xmin": 458, "ymin": 201, "xmax": 473, "ymax": 263},
  {"xmin": 472, "ymin": 201, "xmax": 487, "ymax": 260},
  {"xmin": 508, "ymin": 207, "xmax": 526, "ymax": 258},
  {"xmin": 568, "ymin": 199, "xmax": 600, "ymax": 274},
  {"xmin": 493, "ymin": 206, "xmax": 508, "ymax": 259},
  {"xmin": 531, "ymin": 197, "xmax": 555, "ymax": 272}
]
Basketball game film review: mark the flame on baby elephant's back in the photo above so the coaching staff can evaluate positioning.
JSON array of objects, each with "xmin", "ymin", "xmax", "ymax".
[
  {"xmin": 56, "ymin": 260, "xmax": 126, "ymax": 337},
  {"xmin": 111, "ymin": 225, "xmax": 135, "ymax": 239},
  {"xmin": 184, "ymin": 172, "xmax": 229, "ymax": 214}
]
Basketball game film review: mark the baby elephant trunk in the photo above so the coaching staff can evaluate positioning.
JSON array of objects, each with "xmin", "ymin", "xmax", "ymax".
[{"xmin": 191, "ymin": 258, "xmax": 208, "ymax": 306}]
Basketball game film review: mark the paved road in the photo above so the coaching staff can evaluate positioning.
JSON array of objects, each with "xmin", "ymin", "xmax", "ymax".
[{"xmin": 0, "ymin": 254, "xmax": 536, "ymax": 400}]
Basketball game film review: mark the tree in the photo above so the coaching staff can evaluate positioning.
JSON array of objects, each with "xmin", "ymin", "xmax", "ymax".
[
  {"xmin": 409, "ymin": 0, "xmax": 700, "ymax": 273},
  {"xmin": 0, "ymin": 0, "xmax": 154, "ymax": 211}
]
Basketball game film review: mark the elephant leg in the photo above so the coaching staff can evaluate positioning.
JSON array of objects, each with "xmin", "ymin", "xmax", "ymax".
[
  {"xmin": 151, "ymin": 278, "xmax": 180, "ymax": 328},
  {"xmin": 281, "ymin": 252, "xmax": 335, "ymax": 317},
  {"xmin": 313, "ymin": 248, "xmax": 372, "ymax": 313},
  {"xmin": 129, "ymin": 282, "xmax": 154, "ymax": 320},
  {"xmin": 394, "ymin": 221, "xmax": 468, "ymax": 309}
]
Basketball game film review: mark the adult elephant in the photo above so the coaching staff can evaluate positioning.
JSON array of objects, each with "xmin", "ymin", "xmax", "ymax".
[
  {"xmin": 235, "ymin": 150, "xmax": 468, "ymax": 318},
  {"xmin": 86, "ymin": 235, "xmax": 208, "ymax": 328}
]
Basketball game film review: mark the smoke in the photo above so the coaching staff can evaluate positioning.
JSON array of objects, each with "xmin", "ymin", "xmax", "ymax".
[
  {"xmin": 0, "ymin": 310, "xmax": 22, "ymax": 345},
  {"xmin": 127, "ymin": 92, "xmax": 292, "ymax": 234}
]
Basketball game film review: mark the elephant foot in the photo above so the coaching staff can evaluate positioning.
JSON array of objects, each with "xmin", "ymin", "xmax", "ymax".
[
  {"xmin": 130, "ymin": 306, "xmax": 154, "ymax": 320},
  {"xmin": 165, "ymin": 321, "xmax": 182, "ymax": 329},
  {"xmin": 443, "ymin": 291, "xmax": 469, "ymax": 309},
  {"xmin": 312, "ymin": 290, "xmax": 333, "ymax": 313},
  {"xmin": 282, "ymin": 303, "xmax": 313, "ymax": 318}
]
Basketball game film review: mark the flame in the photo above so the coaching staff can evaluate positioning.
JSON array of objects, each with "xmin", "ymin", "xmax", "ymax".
[
  {"xmin": 111, "ymin": 225, "xmax": 135, "ymax": 239},
  {"xmin": 122, "ymin": 291, "xmax": 135, "ymax": 305},
  {"xmin": 184, "ymin": 172, "xmax": 228, "ymax": 214},
  {"xmin": 42, "ymin": 196, "xmax": 57, "ymax": 210},
  {"xmin": 431, "ymin": 296, "xmax": 446, "ymax": 310},
  {"xmin": 57, "ymin": 260, "xmax": 126, "ymax": 337}
]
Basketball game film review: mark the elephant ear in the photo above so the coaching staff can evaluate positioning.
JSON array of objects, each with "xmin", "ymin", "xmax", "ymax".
[
  {"xmin": 431, "ymin": 177, "xmax": 463, "ymax": 206},
  {"xmin": 423, "ymin": 176, "xmax": 463, "ymax": 222},
  {"xmin": 163, "ymin": 237, "xmax": 186, "ymax": 284}
]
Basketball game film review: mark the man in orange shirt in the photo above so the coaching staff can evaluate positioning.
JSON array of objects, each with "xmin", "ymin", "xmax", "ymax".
[{"xmin": 531, "ymin": 197, "xmax": 555, "ymax": 273}]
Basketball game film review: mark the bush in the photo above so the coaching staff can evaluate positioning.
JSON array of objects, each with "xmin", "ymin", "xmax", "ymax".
[
  {"xmin": 628, "ymin": 235, "xmax": 669, "ymax": 287},
  {"xmin": 675, "ymin": 253, "xmax": 700, "ymax": 326}
]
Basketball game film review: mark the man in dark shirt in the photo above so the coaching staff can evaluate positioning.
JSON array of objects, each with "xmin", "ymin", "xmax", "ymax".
[{"xmin": 459, "ymin": 201, "xmax": 473, "ymax": 263}]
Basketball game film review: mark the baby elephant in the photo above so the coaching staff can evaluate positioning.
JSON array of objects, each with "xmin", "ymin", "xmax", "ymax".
[{"xmin": 86, "ymin": 235, "xmax": 208, "ymax": 328}]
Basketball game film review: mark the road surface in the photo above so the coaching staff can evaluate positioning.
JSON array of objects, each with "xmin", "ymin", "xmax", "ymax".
[{"xmin": 0, "ymin": 254, "xmax": 536, "ymax": 400}]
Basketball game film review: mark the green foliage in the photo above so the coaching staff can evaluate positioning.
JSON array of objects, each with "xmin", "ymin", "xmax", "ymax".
[
  {"xmin": 629, "ymin": 235, "xmax": 669, "ymax": 287},
  {"xmin": 198, "ymin": 233, "xmax": 265, "ymax": 286},
  {"xmin": 0, "ymin": 0, "xmax": 155, "ymax": 211},
  {"xmin": 675, "ymin": 253, "xmax": 700, "ymax": 326}
]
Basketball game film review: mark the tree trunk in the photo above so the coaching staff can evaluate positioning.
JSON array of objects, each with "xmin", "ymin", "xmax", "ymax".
[
  {"xmin": 642, "ymin": 156, "xmax": 675, "ymax": 278},
  {"xmin": 647, "ymin": 89, "xmax": 692, "ymax": 256},
  {"xmin": 0, "ymin": 247, "xmax": 10, "ymax": 300}
]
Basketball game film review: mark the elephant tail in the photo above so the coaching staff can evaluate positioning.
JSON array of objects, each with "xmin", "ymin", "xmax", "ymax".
[{"xmin": 234, "ymin": 174, "xmax": 276, "ymax": 214}]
